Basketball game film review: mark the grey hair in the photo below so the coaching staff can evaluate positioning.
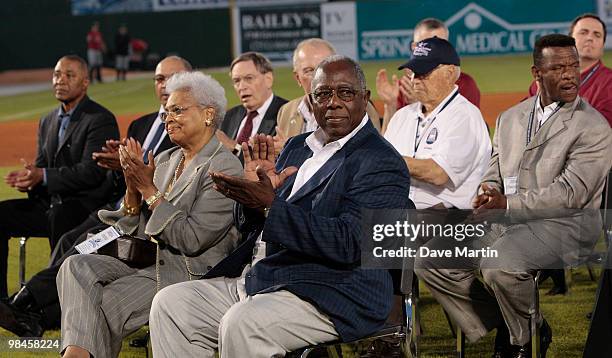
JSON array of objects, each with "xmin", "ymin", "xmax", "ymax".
[
  {"xmin": 292, "ymin": 38, "xmax": 336, "ymax": 70},
  {"xmin": 453, "ymin": 65, "xmax": 461, "ymax": 82},
  {"xmin": 166, "ymin": 71, "xmax": 227, "ymax": 127},
  {"xmin": 312, "ymin": 55, "xmax": 366, "ymax": 91}
]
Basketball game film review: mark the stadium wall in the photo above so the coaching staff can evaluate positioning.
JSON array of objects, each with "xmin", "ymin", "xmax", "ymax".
[{"xmin": 0, "ymin": 0, "xmax": 232, "ymax": 71}]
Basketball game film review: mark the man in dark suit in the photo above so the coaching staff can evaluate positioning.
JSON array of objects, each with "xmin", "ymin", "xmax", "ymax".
[
  {"xmin": 0, "ymin": 55, "xmax": 118, "ymax": 300},
  {"xmin": 149, "ymin": 55, "xmax": 414, "ymax": 357},
  {"xmin": 0, "ymin": 56, "xmax": 190, "ymax": 337},
  {"xmin": 216, "ymin": 51, "xmax": 287, "ymax": 157}
]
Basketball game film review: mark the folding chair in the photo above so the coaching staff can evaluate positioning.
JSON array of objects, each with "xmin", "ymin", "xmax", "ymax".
[
  {"xmin": 456, "ymin": 272, "xmax": 542, "ymax": 358},
  {"xmin": 288, "ymin": 270, "xmax": 420, "ymax": 358}
]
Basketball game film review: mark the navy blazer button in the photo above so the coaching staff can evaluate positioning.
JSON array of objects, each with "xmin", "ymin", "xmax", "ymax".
[{"xmin": 159, "ymin": 260, "xmax": 165, "ymax": 265}]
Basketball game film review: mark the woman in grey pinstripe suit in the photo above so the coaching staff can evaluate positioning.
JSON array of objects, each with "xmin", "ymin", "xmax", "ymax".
[{"xmin": 58, "ymin": 72, "xmax": 243, "ymax": 358}]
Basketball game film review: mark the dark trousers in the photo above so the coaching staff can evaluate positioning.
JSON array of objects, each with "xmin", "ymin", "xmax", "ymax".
[
  {"xmin": 0, "ymin": 198, "xmax": 90, "ymax": 298},
  {"xmin": 25, "ymin": 212, "xmax": 107, "ymax": 329}
]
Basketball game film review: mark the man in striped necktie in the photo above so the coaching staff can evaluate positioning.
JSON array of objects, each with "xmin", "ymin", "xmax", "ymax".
[{"xmin": 0, "ymin": 56, "xmax": 191, "ymax": 338}]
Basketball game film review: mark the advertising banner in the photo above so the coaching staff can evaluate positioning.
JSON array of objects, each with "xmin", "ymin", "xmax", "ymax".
[
  {"xmin": 233, "ymin": 4, "xmax": 321, "ymax": 62},
  {"xmin": 71, "ymin": 0, "xmax": 153, "ymax": 15},
  {"xmin": 356, "ymin": 0, "xmax": 596, "ymax": 60},
  {"xmin": 72, "ymin": 0, "xmax": 324, "ymax": 15}
]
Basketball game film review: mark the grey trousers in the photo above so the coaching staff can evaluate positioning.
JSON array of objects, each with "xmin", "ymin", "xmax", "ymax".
[
  {"xmin": 149, "ymin": 276, "xmax": 340, "ymax": 358},
  {"xmin": 415, "ymin": 224, "xmax": 563, "ymax": 346},
  {"xmin": 57, "ymin": 254, "xmax": 157, "ymax": 358}
]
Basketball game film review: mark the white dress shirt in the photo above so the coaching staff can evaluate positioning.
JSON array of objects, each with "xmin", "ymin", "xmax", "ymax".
[
  {"xmin": 535, "ymin": 95, "xmax": 561, "ymax": 129},
  {"xmin": 140, "ymin": 105, "xmax": 167, "ymax": 154}
]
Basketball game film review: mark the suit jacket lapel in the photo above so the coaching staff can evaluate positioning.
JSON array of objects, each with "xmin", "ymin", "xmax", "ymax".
[
  {"xmin": 56, "ymin": 97, "xmax": 89, "ymax": 155},
  {"xmin": 164, "ymin": 136, "xmax": 223, "ymax": 202},
  {"xmin": 277, "ymin": 144, "xmax": 312, "ymax": 199},
  {"xmin": 287, "ymin": 95, "xmax": 310, "ymax": 137},
  {"xmin": 231, "ymin": 107, "xmax": 247, "ymax": 139},
  {"xmin": 277, "ymin": 120, "xmax": 375, "ymax": 202},
  {"xmin": 287, "ymin": 151, "xmax": 345, "ymax": 203},
  {"xmin": 48, "ymin": 108, "xmax": 61, "ymax": 161},
  {"xmin": 137, "ymin": 113, "xmax": 158, "ymax": 142},
  {"xmin": 257, "ymin": 96, "xmax": 281, "ymax": 135},
  {"xmin": 57, "ymin": 118, "xmax": 78, "ymax": 152},
  {"xmin": 526, "ymin": 97, "xmax": 579, "ymax": 151}
]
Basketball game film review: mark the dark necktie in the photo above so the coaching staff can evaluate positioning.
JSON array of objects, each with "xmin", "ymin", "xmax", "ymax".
[
  {"xmin": 236, "ymin": 111, "xmax": 258, "ymax": 145},
  {"xmin": 143, "ymin": 122, "xmax": 165, "ymax": 164},
  {"xmin": 58, "ymin": 114, "xmax": 71, "ymax": 143}
]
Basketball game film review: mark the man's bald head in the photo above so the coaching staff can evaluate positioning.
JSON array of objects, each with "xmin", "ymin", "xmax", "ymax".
[{"xmin": 155, "ymin": 56, "xmax": 193, "ymax": 105}]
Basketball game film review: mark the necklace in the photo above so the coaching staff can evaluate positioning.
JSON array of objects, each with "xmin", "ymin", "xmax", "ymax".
[{"xmin": 167, "ymin": 154, "xmax": 185, "ymax": 194}]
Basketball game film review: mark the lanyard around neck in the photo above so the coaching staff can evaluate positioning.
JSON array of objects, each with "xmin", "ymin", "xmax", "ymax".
[
  {"xmin": 413, "ymin": 90, "xmax": 459, "ymax": 155},
  {"xmin": 580, "ymin": 63, "xmax": 600, "ymax": 87},
  {"xmin": 526, "ymin": 96, "xmax": 563, "ymax": 146}
]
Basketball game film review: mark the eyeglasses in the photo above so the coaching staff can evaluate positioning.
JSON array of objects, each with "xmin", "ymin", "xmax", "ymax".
[
  {"xmin": 310, "ymin": 87, "xmax": 361, "ymax": 104},
  {"xmin": 161, "ymin": 105, "xmax": 198, "ymax": 122}
]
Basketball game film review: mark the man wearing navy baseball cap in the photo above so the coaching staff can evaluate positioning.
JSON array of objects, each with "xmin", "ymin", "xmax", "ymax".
[
  {"xmin": 384, "ymin": 35, "xmax": 490, "ymax": 210},
  {"xmin": 398, "ymin": 36, "xmax": 461, "ymax": 76},
  {"xmin": 384, "ymin": 36, "xmax": 491, "ymax": 356}
]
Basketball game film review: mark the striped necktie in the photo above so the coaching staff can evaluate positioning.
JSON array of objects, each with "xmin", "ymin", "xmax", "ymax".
[{"xmin": 143, "ymin": 123, "xmax": 165, "ymax": 164}]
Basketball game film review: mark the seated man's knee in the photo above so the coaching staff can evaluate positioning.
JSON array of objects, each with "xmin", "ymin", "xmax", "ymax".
[
  {"xmin": 481, "ymin": 268, "xmax": 514, "ymax": 287},
  {"xmin": 219, "ymin": 301, "xmax": 256, "ymax": 339},
  {"xmin": 150, "ymin": 285, "xmax": 176, "ymax": 323},
  {"xmin": 58, "ymin": 255, "xmax": 87, "ymax": 278}
]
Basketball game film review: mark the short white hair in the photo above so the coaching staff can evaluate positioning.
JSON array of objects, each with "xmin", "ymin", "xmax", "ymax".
[
  {"xmin": 292, "ymin": 38, "xmax": 336, "ymax": 70},
  {"xmin": 166, "ymin": 71, "xmax": 227, "ymax": 127}
]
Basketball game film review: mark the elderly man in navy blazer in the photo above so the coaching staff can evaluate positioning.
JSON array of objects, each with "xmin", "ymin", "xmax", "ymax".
[{"xmin": 149, "ymin": 55, "xmax": 414, "ymax": 357}]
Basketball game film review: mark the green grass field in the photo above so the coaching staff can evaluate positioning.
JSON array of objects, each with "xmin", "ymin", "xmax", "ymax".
[
  {"xmin": 0, "ymin": 52, "xmax": 610, "ymax": 357},
  {"xmin": 2, "ymin": 52, "xmax": 610, "ymax": 123}
]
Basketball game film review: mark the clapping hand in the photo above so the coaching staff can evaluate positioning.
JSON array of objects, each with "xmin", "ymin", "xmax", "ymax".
[
  {"xmin": 375, "ymin": 69, "xmax": 399, "ymax": 106},
  {"xmin": 92, "ymin": 138, "xmax": 125, "ymax": 170},
  {"xmin": 210, "ymin": 134, "xmax": 297, "ymax": 209},
  {"xmin": 470, "ymin": 184, "xmax": 507, "ymax": 222},
  {"xmin": 118, "ymin": 138, "xmax": 156, "ymax": 195},
  {"xmin": 5, "ymin": 159, "xmax": 43, "ymax": 192}
]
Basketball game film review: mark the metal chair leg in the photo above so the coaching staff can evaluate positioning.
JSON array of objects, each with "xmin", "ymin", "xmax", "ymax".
[
  {"xmin": 299, "ymin": 348, "xmax": 314, "ymax": 357},
  {"xmin": 456, "ymin": 325, "xmax": 465, "ymax": 358},
  {"xmin": 18, "ymin": 237, "xmax": 29, "ymax": 287},
  {"xmin": 405, "ymin": 293, "xmax": 419, "ymax": 357},
  {"xmin": 531, "ymin": 273, "xmax": 541, "ymax": 358}
]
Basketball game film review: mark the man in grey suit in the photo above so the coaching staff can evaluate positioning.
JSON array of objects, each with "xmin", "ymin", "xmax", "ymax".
[
  {"xmin": 416, "ymin": 34, "xmax": 612, "ymax": 358},
  {"xmin": 216, "ymin": 51, "xmax": 287, "ymax": 157},
  {"xmin": 274, "ymin": 38, "xmax": 381, "ymax": 154}
]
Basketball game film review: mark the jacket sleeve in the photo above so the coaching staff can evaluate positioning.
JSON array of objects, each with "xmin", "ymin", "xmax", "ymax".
[
  {"xmin": 507, "ymin": 118, "xmax": 612, "ymax": 212},
  {"xmin": 479, "ymin": 114, "xmax": 503, "ymax": 193},
  {"xmin": 34, "ymin": 116, "xmax": 49, "ymax": 168},
  {"xmin": 262, "ymin": 154, "xmax": 411, "ymax": 264},
  {"xmin": 45, "ymin": 111, "xmax": 119, "ymax": 195}
]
